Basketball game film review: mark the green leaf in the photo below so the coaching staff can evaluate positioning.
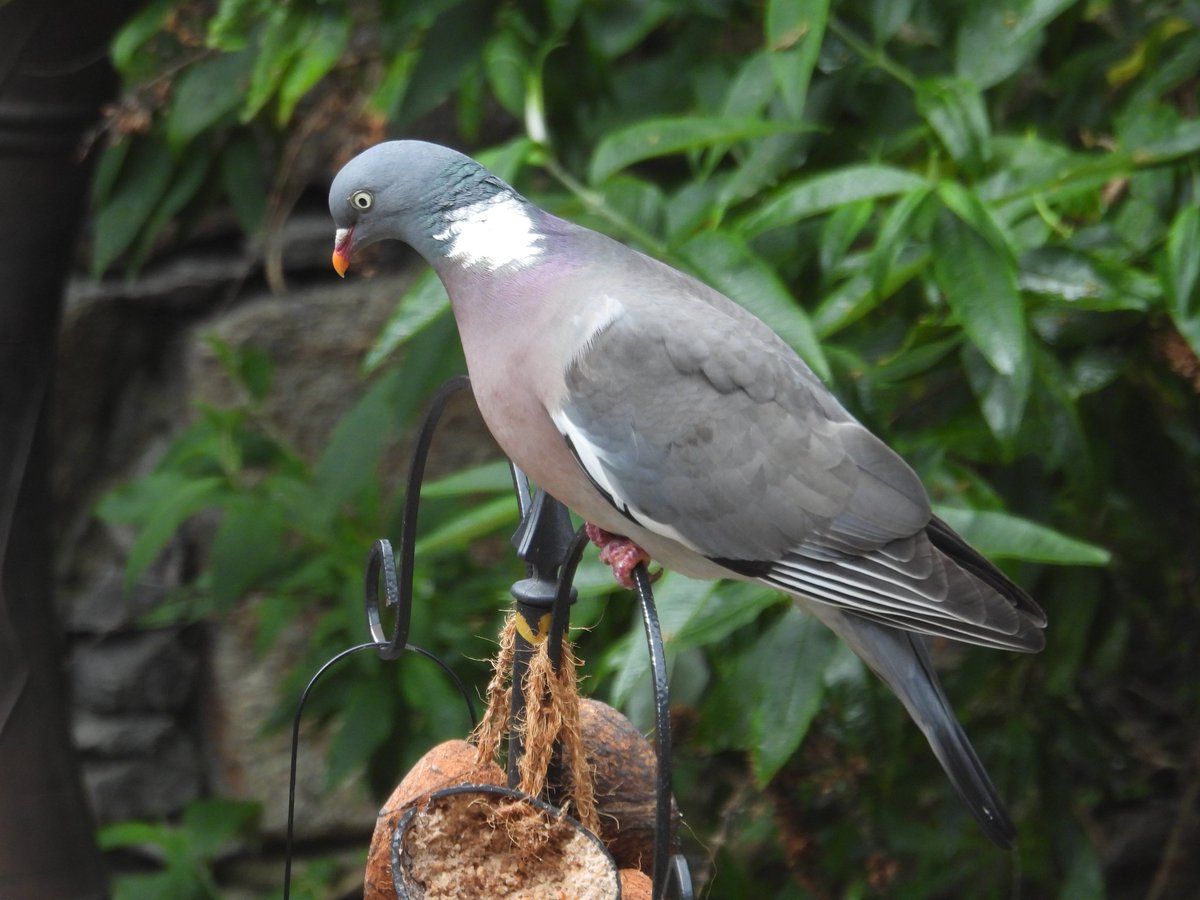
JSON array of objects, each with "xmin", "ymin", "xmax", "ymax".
[
  {"xmin": 111, "ymin": 0, "xmax": 176, "ymax": 75},
  {"xmin": 667, "ymin": 178, "xmax": 726, "ymax": 239},
  {"xmin": 955, "ymin": 0, "xmax": 1075, "ymax": 90},
  {"xmin": 811, "ymin": 273, "xmax": 883, "ymax": 339},
  {"xmin": 91, "ymin": 135, "xmax": 174, "ymax": 276},
  {"xmin": 869, "ymin": 334, "xmax": 962, "ymax": 385},
  {"xmin": 963, "ymin": 343, "xmax": 1030, "ymax": 448},
  {"xmin": 583, "ymin": 0, "xmax": 674, "ymax": 57},
  {"xmin": 933, "ymin": 507, "xmax": 1111, "ymax": 566},
  {"xmin": 603, "ymin": 176, "xmax": 667, "ymax": 237},
  {"xmin": 1165, "ymin": 205, "xmax": 1200, "ymax": 354},
  {"xmin": 477, "ymin": 136, "xmax": 536, "ymax": 183},
  {"xmin": 1020, "ymin": 247, "xmax": 1157, "ymax": 312},
  {"xmin": 370, "ymin": 43, "xmax": 421, "ymax": 116},
  {"xmin": 363, "ymin": 313, "xmax": 466, "ymax": 437},
  {"xmin": 739, "ymin": 165, "xmax": 926, "ymax": 236},
  {"xmin": 484, "ymin": 29, "xmax": 528, "ymax": 117},
  {"xmin": 220, "ymin": 132, "xmax": 268, "ymax": 235},
  {"xmin": 413, "ymin": 496, "xmax": 520, "ymax": 556},
  {"xmin": 241, "ymin": 8, "xmax": 302, "ymax": 122},
  {"xmin": 589, "ymin": 117, "xmax": 805, "ymax": 184},
  {"xmin": 130, "ymin": 144, "xmax": 212, "ymax": 270},
  {"xmin": 420, "ymin": 460, "xmax": 515, "ymax": 498},
  {"xmin": 275, "ymin": 12, "xmax": 350, "ymax": 125},
  {"xmin": 206, "ymin": 0, "xmax": 268, "ymax": 52},
  {"xmin": 166, "ymin": 50, "xmax": 254, "ymax": 152},
  {"xmin": 869, "ymin": 187, "xmax": 932, "ymax": 296},
  {"xmin": 609, "ymin": 573, "xmax": 720, "ymax": 707},
  {"xmin": 397, "ymin": 0, "xmax": 493, "ymax": 124},
  {"xmin": 674, "ymin": 581, "xmax": 786, "ymax": 647},
  {"xmin": 937, "ymin": 180, "xmax": 1016, "ymax": 259},
  {"xmin": 240, "ymin": 346, "xmax": 274, "ymax": 401},
  {"xmin": 327, "ymin": 676, "xmax": 395, "ymax": 787},
  {"xmin": 869, "ymin": 0, "xmax": 915, "ymax": 43},
  {"xmin": 1132, "ymin": 119, "xmax": 1200, "ymax": 164},
  {"xmin": 180, "ymin": 799, "xmax": 259, "ymax": 861},
  {"xmin": 813, "ymin": 251, "xmax": 930, "ymax": 338},
  {"xmin": 208, "ymin": 498, "xmax": 285, "ymax": 606},
  {"xmin": 680, "ymin": 229, "xmax": 831, "ymax": 381},
  {"xmin": 765, "ymin": 0, "xmax": 829, "ymax": 119},
  {"xmin": 98, "ymin": 820, "xmax": 169, "ymax": 850},
  {"xmin": 124, "ymin": 477, "xmax": 227, "ymax": 590},
  {"xmin": 715, "ymin": 131, "xmax": 808, "ymax": 215},
  {"xmin": 312, "ymin": 369, "xmax": 403, "ymax": 517},
  {"xmin": 90, "ymin": 137, "xmax": 132, "ymax": 210},
  {"xmin": 721, "ymin": 51, "xmax": 776, "ymax": 120},
  {"xmin": 363, "ymin": 270, "xmax": 452, "ymax": 373},
  {"xmin": 979, "ymin": 139, "xmax": 1131, "ymax": 207},
  {"xmin": 932, "ymin": 199, "xmax": 1028, "ymax": 379},
  {"xmin": 98, "ymin": 470, "xmax": 191, "ymax": 525},
  {"xmin": 818, "ymin": 198, "xmax": 874, "ymax": 277},
  {"xmin": 202, "ymin": 337, "xmax": 274, "ymax": 402},
  {"xmin": 751, "ymin": 606, "xmax": 838, "ymax": 783},
  {"xmin": 546, "ymin": 0, "xmax": 584, "ymax": 34},
  {"xmin": 915, "ymin": 77, "xmax": 992, "ymax": 173},
  {"xmin": 1057, "ymin": 831, "xmax": 1106, "ymax": 900}
]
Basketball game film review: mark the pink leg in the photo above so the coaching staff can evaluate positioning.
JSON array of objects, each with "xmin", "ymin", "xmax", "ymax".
[{"xmin": 585, "ymin": 523, "xmax": 657, "ymax": 590}]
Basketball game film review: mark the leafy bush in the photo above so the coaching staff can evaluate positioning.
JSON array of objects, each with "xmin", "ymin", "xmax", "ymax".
[{"xmin": 95, "ymin": 0, "xmax": 1200, "ymax": 896}]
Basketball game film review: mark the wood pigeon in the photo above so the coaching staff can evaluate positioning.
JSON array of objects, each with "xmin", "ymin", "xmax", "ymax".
[{"xmin": 329, "ymin": 140, "xmax": 1046, "ymax": 848}]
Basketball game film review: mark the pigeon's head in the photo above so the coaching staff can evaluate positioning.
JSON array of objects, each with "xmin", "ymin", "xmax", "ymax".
[{"xmin": 328, "ymin": 140, "xmax": 532, "ymax": 277}]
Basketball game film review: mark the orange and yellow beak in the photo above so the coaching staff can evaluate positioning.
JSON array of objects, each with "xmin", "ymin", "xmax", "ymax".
[{"xmin": 332, "ymin": 227, "xmax": 353, "ymax": 277}]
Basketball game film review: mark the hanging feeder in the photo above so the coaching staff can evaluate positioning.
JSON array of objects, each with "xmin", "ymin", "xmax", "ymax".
[{"xmin": 390, "ymin": 784, "xmax": 620, "ymax": 899}]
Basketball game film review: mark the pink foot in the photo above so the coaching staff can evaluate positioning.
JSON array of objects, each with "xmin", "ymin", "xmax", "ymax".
[{"xmin": 585, "ymin": 523, "xmax": 657, "ymax": 590}]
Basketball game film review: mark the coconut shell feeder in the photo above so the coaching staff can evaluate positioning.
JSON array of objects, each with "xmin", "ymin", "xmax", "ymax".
[{"xmin": 281, "ymin": 377, "xmax": 694, "ymax": 900}]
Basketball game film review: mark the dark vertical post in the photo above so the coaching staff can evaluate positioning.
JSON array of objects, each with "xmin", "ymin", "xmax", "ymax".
[
  {"xmin": 506, "ymin": 489, "xmax": 578, "ymax": 791},
  {"xmin": 0, "ymin": 2, "xmax": 142, "ymax": 897}
]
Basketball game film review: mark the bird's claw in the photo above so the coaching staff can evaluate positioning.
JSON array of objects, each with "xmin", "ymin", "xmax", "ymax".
[{"xmin": 585, "ymin": 523, "xmax": 659, "ymax": 590}]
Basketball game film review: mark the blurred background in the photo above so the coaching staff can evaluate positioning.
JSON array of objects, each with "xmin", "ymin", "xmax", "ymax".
[{"xmin": 2, "ymin": 0, "xmax": 1198, "ymax": 897}]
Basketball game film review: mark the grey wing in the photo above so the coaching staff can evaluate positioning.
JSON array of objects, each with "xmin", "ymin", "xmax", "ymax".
[{"xmin": 557, "ymin": 300, "xmax": 1045, "ymax": 652}]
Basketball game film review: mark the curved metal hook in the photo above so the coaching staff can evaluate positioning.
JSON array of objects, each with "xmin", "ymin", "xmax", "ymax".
[
  {"xmin": 365, "ymin": 538, "xmax": 403, "ymax": 656},
  {"xmin": 282, "ymin": 641, "xmax": 377, "ymax": 899},
  {"xmin": 366, "ymin": 375, "xmax": 471, "ymax": 661},
  {"xmin": 281, "ymin": 638, "xmax": 477, "ymax": 900},
  {"xmin": 666, "ymin": 853, "xmax": 695, "ymax": 900}
]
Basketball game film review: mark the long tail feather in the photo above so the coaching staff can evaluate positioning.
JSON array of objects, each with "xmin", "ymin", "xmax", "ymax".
[{"xmin": 805, "ymin": 603, "xmax": 1017, "ymax": 848}]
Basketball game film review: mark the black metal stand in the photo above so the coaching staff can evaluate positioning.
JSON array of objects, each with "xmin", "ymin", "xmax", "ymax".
[
  {"xmin": 283, "ymin": 376, "xmax": 694, "ymax": 899},
  {"xmin": 505, "ymin": 480, "xmax": 693, "ymax": 900}
]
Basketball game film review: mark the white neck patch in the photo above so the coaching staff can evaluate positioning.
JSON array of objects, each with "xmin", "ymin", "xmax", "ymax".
[{"xmin": 432, "ymin": 192, "xmax": 543, "ymax": 271}]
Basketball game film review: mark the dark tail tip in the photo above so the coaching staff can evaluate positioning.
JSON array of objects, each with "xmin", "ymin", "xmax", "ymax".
[
  {"xmin": 908, "ymin": 632, "xmax": 1018, "ymax": 849},
  {"xmin": 929, "ymin": 714, "xmax": 1018, "ymax": 849}
]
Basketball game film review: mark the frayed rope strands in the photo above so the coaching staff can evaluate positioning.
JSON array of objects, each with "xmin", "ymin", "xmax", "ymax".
[{"xmin": 472, "ymin": 613, "xmax": 599, "ymax": 835}]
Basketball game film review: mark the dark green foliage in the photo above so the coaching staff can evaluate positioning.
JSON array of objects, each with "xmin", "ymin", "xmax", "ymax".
[
  {"xmin": 99, "ymin": 799, "xmax": 260, "ymax": 899},
  {"xmin": 94, "ymin": 0, "xmax": 1200, "ymax": 895}
]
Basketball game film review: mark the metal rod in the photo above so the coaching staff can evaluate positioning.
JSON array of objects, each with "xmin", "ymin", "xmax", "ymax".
[
  {"xmin": 507, "ymin": 627, "xmax": 531, "ymax": 790},
  {"xmin": 381, "ymin": 375, "xmax": 471, "ymax": 660},
  {"xmin": 632, "ymin": 562, "xmax": 674, "ymax": 900},
  {"xmin": 283, "ymin": 642, "xmax": 376, "ymax": 899},
  {"xmin": 505, "ymin": 490, "xmax": 580, "ymax": 794},
  {"xmin": 547, "ymin": 526, "xmax": 589, "ymax": 671}
]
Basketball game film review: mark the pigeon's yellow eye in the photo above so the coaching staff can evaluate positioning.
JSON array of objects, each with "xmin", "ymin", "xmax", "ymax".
[{"xmin": 350, "ymin": 190, "xmax": 373, "ymax": 210}]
